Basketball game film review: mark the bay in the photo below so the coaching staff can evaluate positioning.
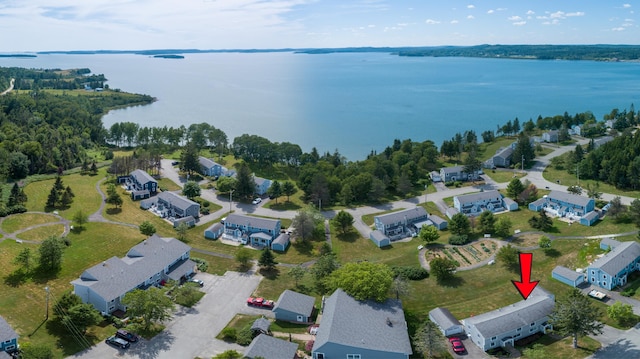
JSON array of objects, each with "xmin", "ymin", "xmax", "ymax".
[{"xmin": 1, "ymin": 52, "xmax": 639, "ymax": 161}]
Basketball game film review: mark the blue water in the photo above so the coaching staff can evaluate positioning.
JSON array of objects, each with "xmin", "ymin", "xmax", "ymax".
[{"xmin": 2, "ymin": 52, "xmax": 639, "ymax": 161}]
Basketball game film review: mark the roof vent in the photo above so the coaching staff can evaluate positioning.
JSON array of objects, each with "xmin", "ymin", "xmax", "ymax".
[
  {"xmin": 102, "ymin": 261, "xmax": 106, "ymax": 266},
  {"xmin": 386, "ymin": 317, "xmax": 393, "ymax": 327}
]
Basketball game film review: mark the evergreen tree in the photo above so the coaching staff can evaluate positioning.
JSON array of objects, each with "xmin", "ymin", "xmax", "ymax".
[
  {"xmin": 90, "ymin": 161, "xmax": 98, "ymax": 175},
  {"xmin": 258, "ymin": 248, "xmax": 277, "ymax": 271},
  {"xmin": 549, "ymin": 288, "xmax": 604, "ymax": 349},
  {"xmin": 46, "ymin": 186, "xmax": 59, "ymax": 208},
  {"xmin": 478, "ymin": 210, "xmax": 496, "ymax": 234},
  {"xmin": 332, "ymin": 210, "xmax": 354, "ymax": 234},
  {"xmin": 235, "ymin": 163, "xmax": 255, "ymax": 199},
  {"xmin": 267, "ymin": 180, "xmax": 282, "ymax": 204},
  {"xmin": 413, "ymin": 321, "xmax": 447, "ymax": 358},
  {"xmin": 282, "ymin": 181, "xmax": 298, "ymax": 202},
  {"xmin": 180, "ymin": 142, "xmax": 200, "ymax": 176},
  {"xmin": 506, "ymin": 178, "xmax": 525, "ymax": 202},
  {"xmin": 449, "ymin": 213, "xmax": 471, "ymax": 236}
]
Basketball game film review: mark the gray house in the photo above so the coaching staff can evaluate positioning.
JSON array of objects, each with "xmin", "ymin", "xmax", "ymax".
[
  {"xmin": 244, "ymin": 334, "xmax": 299, "ymax": 359},
  {"xmin": 71, "ymin": 235, "xmax": 195, "ymax": 315},
  {"xmin": 204, "ymin": 222, "xmax": 224, "ymax": 240},
  {"xmin": 312, "ymin": 289, "xmax": 412, "ymax": 359},
  {"xmin": 0, "ymin": 316, "xmax": 18, "ymax": 354},
  {"xmin": 453, "ymin": 190, "xmax": 517, "ymax": 216},
  {"xmin": 157, "ymin": 191, "xmax": 200, "ymax": 221},
  {"xmin": 198, "ymin": 156, "xmax": 225, "ymax": 177},
  {"xmin": 271, "ymin": 233, "xmax": 290, "ymax": 252},
  {"xmin": 462, "ymin": 286, "xmax": 554, "ymax": 351},
  {"xmin": 129, "ymin": 169, "xmax": 158, "ymax": 194},
  {"xmin": 223, "ymin": 213, "xmax": 281, "ymax": 246},
  {"xmin": 429, "ymin": 307, "xmax": 464, "ymax": 337},
  {"xmin": 492, "ymin": 146, "xmax": 514, "ymax": 168},
  {"xmin": 273, "ymin": 290, "xmax": 315, "ymax": 323},
  {"xmin": 373, "ymin": 207, "xmax": 429, "ymax": 240},
  {"xmin": 552, "ymin": 266, "xmax": 586, "ymax": 288},
  {"xmin": 439, "ymin": 165, "xmax": 480, "ymax": 183}
]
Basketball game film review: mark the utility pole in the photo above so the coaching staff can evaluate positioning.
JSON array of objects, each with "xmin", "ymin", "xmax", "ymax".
[
  {"xmin": 522, "ymin": 155, "xmax": 525, "ymax": 174},
  {"xmin": 45, "ymin": 286, "xmax": 50, "ymax": 320},
  {"xmin": 425, "ymin": 184, "xmax": 428, "ymax": 204},
  {"xmin": 229, "ymin": 190, "xmax": 234, "ymax": 213}
]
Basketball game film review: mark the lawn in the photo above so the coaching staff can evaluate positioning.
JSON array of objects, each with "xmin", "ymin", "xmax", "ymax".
[
  {"xmin": 157, "ymin": 177, "xmax": 182, "ymax": 191},
  {"xmin": 477, "ymin": 137, "xmax": 518, "ymax": 161},
  {"xmin": 483, "ymin": 169, "xmax": 526, "ymax": 184},
  {"xmin": 1, "ymin": 213, "xmax": 59, "ymax": 233},
  {"xmin": 17, "ymin": 224, "xmax": 66, "ymax": 241},
  {"xmin": 519, "ymin": 334, "xmax": 600, "ymax": 359}
]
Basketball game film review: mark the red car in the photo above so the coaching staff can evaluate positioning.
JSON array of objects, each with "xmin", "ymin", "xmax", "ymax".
[
  {"xmin": 247, "ymin": 297, "xmax": 274, "ymax": 309},
  {"xmin": 449, "ymin": 337, "xmax": 466, "ymax": 354}
]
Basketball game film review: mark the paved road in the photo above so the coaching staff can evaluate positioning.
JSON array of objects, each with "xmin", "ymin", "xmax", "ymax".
[
  {"xmin": 0, "ymin": 78, "xmax": 14, "ymax": 96},
  {"xmin": 587, "ymin": 324, "xmax": 640, "ymax": 359}
]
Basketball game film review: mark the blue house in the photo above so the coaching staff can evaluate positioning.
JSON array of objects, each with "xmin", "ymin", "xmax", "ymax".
[
  {"xmin": 587, "ymin": 240, "xmax": 640, "ymax": 290},
  {"xmin": 273, "ymin": 290, "xmax": 316, "ymax": 323},
  {"xmin": 373, "ymin": 207, "xmax": 429, "ymax": 240},
  {"xmin": 369, "ymin": 230, "xmax": 391, "ymax": 248},
  {"xmin": 254, "ymin": 176, "xmax": 272, "ymax": 196},
  {"xmin": 439, "ymin": 165, "xmax": 480, "ymax": 183},
  {"xmin": 129, "ymin": 169, "xmax": 158, "ymax": 194},
  {"xmin": 312, "ymin": 289, "xmax": 412, "ymax": 359},
  {"xmin": 528, "ymin": 191, "xmax": 597, "ymax": 226},
  {"xmin": 198, "ymin": 156, "xmax": 225, "ymax": 177},
  {"xmin": 0, "ymin": 316, "xmax": 18, "ymax": 354},
  {"xmin": 271, "ymin": 233, "xmax": 290, "ymax": 252},
  {"xmin": 551, "ymin": 266, "xmax": 586, "ymax": 287},
  {"xmin": 204, "ymin": 222, "xmax": 224, "ymax": 240},
  {"xmin": 453, "ymin": 190, "xmax": 516, "ymax": 216},
  {"xmin": 223, "ymin": 213, "xmax": 281, "ymax": 246}
]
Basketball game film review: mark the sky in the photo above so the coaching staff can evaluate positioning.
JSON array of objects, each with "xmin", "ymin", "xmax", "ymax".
[{"xmin": 1, "ymin": 0, "xmax": 639, "ymax": 52}]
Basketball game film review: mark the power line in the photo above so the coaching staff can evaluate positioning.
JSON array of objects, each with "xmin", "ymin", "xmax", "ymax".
[{"xmin": 49, "ymin": 291, "xmax": 93, "ymax": 350}]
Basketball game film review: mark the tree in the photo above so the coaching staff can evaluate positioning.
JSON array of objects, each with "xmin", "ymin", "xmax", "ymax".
[
  {"xmin": 179, "ymin": 142, "xmax": 200, "ymax": 176},
  {"xmin": 311, "ymin": 252, "xmax": 339, "ymax": 294},
  {"xmin": 413, "ymin": 321, "xmax": 447, "ymax": 359},
  {"xmin": 522, "ymin": 344, "xmax": 547, "ymax": 359},
  {"xmin": 607, "ymin": 301, "xmax": 635, "ymax": 326},
  {"xmin": 463, "ymin": 148, "xmax": 482, "ymax": 182},
  {"xmin": 8, "ymin": 182, "xmax": 27, "ymax": 206},
  {"xmin": 267, "ymin": 180, "xmax": 282, "ymax": 204},
  {"xmin": 607, "ymin": 196, "xmax": 627, "ymax": 222},
  {"xmin": 529, "ymin": 210, "xmax": 553, "ymax": 231},
  {"xmin": 507, "ymin": 178, "xmax": 525, "ymax": 201},
  {"xmin": 630, "ymin": 199, "xmax": 640, "ymax": 227},
  {"xmin": 62, "ymin": 303, "xmax": 102, "ymax": 334},
  {"xmin": 56, "ymin": 291, "xmax": 82, "ymax": 314},
  {"xmin": 549, "ymin": 288, "xmax": 604, "ymax": 349},
  {"xmin": 175, "ymin": 222, "xmax": 189, "ymax": 242},
  {"xmin": 235, "ymin": 247, "xmax": 253, "ymax": 270},
  {"xmin": 60, "ymin": 188, "xmax": 73, "ymax": 207},
  {"xmin": 90, "ymin": 161, "xmax": 98, "ymax": 175},
  {"xmin": 282, "ymin": 181, "xmax": 298, "ymax": 202},
  {"xmin": 496, "ymin": 244, "xmax": 519, "ymax": 270},
  {"xmin": 288, "ymin": 265, "xmax": 306, "ymax": 287},
  {"xmin": 122, "ymin": 287, "xmax": 175, "ymax": 330},
  {"xmin": 567, "ymin": 185, "xmax": 583, "ymax": 195},
  {"xmin": 494, "ymin": 217, "xmax": 512, "ymax": 238},
  {"xmin": 538, "ymin": 236, "xmax": 552, "ymax": 250},
  {"xmin": 258, "ymin": 248, "xmax": 277, "ymax": 271},
  {"xmin": 585, "ymin": 182, "xmax": 602, "ymax": 199},
  {"xmin": 213, "ymin": 350, "xmax": 242, "ymax": 359},
  {"xmin": 449, "ymin": 213, "xmax": 471, "ymax": 236},
  {"xmin": 13, "ymin": 247, "xmax": 32, "ymax": 272},
  {"xmin": 105, "ymin": 183, "xmax": 123, "ymax": 209},
  {"xmin": 332, "ymin": 210, "xmax": 354, "ymax": 234},
  {"xmin": 292, "ymin": 208, "xmax": 323, "ymax": 241},
  {"xmin": 72, "ymin": 210, "xmax": 88, "ymax": 229},
  {"xmin": 139, "ymin": 221, "xmax": 156, "ymax": 236},
  {"xmin": 478, "ymin": 210, "xmax": 496, "ymax": 234},
  {"xmin": 235, "ymin": 163, "xmax": 255, "ymax": 199},
  {"xmin": 46, "ymin": 186, "xmax": 59, "ymax": 208},
  {"xmin": 216, "ymin": 176, "xmax": 237, "ymax": 193},
  {"xmin": 327, "ymin": 262, "xmax": 393, "ymax": 302},
  {"xmin": 390, "ymin": 275, "xmax": 409, "ymax": 300},
  {"xmin": 419, "ymin": 225, "xmax": 440, "ymax": 244},
  {"xmin": 8, "ymin": 151, "xmax": 30, "ymax": 179},
  {"xmin": 20, "ymin": 343, "xmax": 54, "ymax": 359},
  {"xmin": 430, "ymin": 257, "xmax": 457, "ymax": 283},
  {"xmin": 182, "ymin": 181, "xmax": 201, "ymax": 200},
  {"xmin": 38, "ymin": 236, "xmax": 64, "ymax": 272}
]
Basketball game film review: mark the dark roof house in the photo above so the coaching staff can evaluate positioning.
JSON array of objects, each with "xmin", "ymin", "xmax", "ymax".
[
  {"xmin": 0, "ymin": 316, "xmax": 18, "ymax": 353},
  {"xmin": 273, "ymin": 290, "xmax": 315, "ymax": 323},
  {"xmin": 244, "ymin": 334, "xmax": 298, "ymax": 359}
]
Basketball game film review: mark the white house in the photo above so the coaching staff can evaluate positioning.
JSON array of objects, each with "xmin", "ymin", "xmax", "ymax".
[
  {"xmin": 440, "ymin": 165, "xmax": 480, "ymax": 183},
  {"xmin": 453, "ymin": 190, "xmax": 517, "ymax": 216},
  {"xmin": 429, "ymin": 307, "xmax": 464, "ymax": 336}
]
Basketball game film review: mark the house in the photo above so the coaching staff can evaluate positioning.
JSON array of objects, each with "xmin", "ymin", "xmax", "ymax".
[
  {"xmin": 542, "ymin": 130, "xmax": 558, "ymax": 143},
  {"xmin": 593, "ymin": 136, "xmax": 614, "ymax": 149},
  {"xmin": 492, "ymin": 146, "xmax": 514, "ymax": 168},
  {"xmin": 571, "ymin": 125, "xmax": 582, "ymax": 136},
  {"xmin": 440, "ymin": 165, "xmax": 480, "ymax": 183},
  {"xmin": 429, "ymin": 307, "xmax": 464, "ymax": 337},
  {"xmin": 203, "ymin": 222, "xmax": 224, "ymax": 240},
  {"xmin": 273, "ymin": 290, "xmax": 315, "ymax": 323},
  {"xmin": 271, "ymin": 233, "xmax": 290, "ymax": 252},
  {"xmin": 71, "ymin": 235, "xmax": 195, "ymax": 315},
  {"xmin": 129, "ymin": 169, "xmax": 158, "ymax": 194},
  {"xmin": 245, "ymin": 334, "xmax": 299, "ymax": 359},
  {"xmin": 223, "ymin": 213, "xmax": 281, "ymax": 246},
  {"xmin": 254, "ymin": 176, "xmax": 272, "ymax": 196},
  {"xmin": 503, "ymin": 197, "xmax": 519, "ymax": 211},
  {"xmin": 586, "ymin": 240, "xmax": 640, "ymax": 290},
  {"xmin": 173, "ymin": 216, "xmax": 195, "ymax": 228},
  {"xmin": 551, "ymin": 266, "xmax": 586, "ymax": 287},
  {"xmin": 600, "ymin": 238, "xmax": 620, "ymax": 251},
  {"xmin": 0, "ymin": 316, "xmax": 18, "ymax": 354},
  {"xmin": 427, "ymin": 214, "xmax": 448, "ymax": 230},
  {"xmin": 462, "ymin": 287, "xmax": 554, "ymax": 352},
  {"xmin": 453, "ymin": 190, "xmax": 516, "ymax": 216},
  {"xmin": 198, "ymin": 156, "xmax": 226, "ymax": 177},
  {"xmin": 369, "ymin": 230, "xmax": 391, "ymax": 248},
  {"xmin": 528, "ymin": 190, "xmax": 597, "ymax": 226},
  {"xmin": 157, "ymin": 191, "xmax": 200, "ymax": 221},
  {"xmin": 445, "ymin": 207, "xmax": 460, "ymax": 219},
  {"xmin": 373, "ymin": 207, "xmax": 429, "ymax": 240},
  {"xmin": 430, "ymin": 170, "xmax": 442, "ymax": 183},
  {"xmin": 251, "ymin": 317, "xmax": 271, "ymax": 335},
  {"xmin": 312, "ymin": 289, "xmax": 412, "ymax": 359}
]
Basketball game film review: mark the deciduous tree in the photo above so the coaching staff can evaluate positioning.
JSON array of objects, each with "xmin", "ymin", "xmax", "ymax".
[
  {"xmin": 327, "ymin": 262, "xmax": 393, "ymax": 302},
  {"xmin": 72, "ymin": 210, "xmax": 88, "ymax": 228},
  {"xmin": 496, "ymin": 244, "xmax": 519, "ymax": 271},
  {"xmin": 122, "ymin": 287, "xmax": 175, "ymax": 330},
  {"xmin": 430, "ymin": 257, "xmax": 457, "ymax": 283},
  {"xmin": 288, "ymin": 265, "xmax": 306, "ymax": 287},
  {"xmin": 419, "ymin": 225, "xmax": 440, "ymax": 244},
  {"xmin": 413, "ymin": 321, "xmax": 447, "ymax": 359},
  {"xmin": 235, "ymin": 248, "xmax": 253, "ymax": 270},
  {"xmin": 607, "ymin": 302, "xmax": 635, "ymax": 326},
  {"xmin": 282, "ymin": 181, "xmax": 298, "ymax": 202},
  {"xmin": 267, "ymin": 180, "xmax": 282, "ymax": 204},
  {"xmin": 292, "ymin": 208, "xmax": 323, "ymax": 241},
  {"xmin": 62, "ymin": 303, "xmax": 102, "ymax": 334},
  {"xmin": 182, "ymin": 180, "xmax": 201, "ymax": 200},
  {"xmin": 549, "ymin": 288, "xmax": 604, "ymax": 349},
  {"xmin": 139, "ymin": 221, "xmax": 156, "ymax": 236},
  {"xmin": 38, "ymin": 236, "xmax": 64, "ymax": 272},
  {"xmin": 332, "ymin": 210, "xmax": 354, "ymax": 234},
  {"xmin": 494, "ymin": 217, "xmax": 513, "ymax": 238}
]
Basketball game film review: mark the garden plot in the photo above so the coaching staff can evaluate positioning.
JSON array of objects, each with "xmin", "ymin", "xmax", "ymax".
[{"xmin": 427, "ymin": 240, "xmax": 500, "ymax": 268}]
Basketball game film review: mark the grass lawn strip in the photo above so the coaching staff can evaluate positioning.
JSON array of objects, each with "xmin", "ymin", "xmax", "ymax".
[
  {"xmin": 1, "ymin": 213, "xmax": 59, "ymax": 233},
  {"xmin": 16, "ymin": 224, "xmax": 65, "ymax": 241}
]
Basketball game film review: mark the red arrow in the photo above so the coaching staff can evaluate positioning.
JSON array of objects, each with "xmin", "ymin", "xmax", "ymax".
[{"xmin": 512, "ymin": 253, "xmax": 539, "ymax": 300}]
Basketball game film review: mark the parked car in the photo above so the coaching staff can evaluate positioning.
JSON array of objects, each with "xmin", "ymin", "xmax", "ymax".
[
  {"xmin": 115, "ymin": 329, "xmax": 139, "ymax": 343},
  {"xmin": 247, "ymin": 296, "xmax": 274, "ymax": 309},
  {"xmin": 106, "ymin": 335, "xmax": 130, "ymax": 349},
  {"xmin": 252, "ymin": 198, "xmax": 262, "ymax": 205},
  {"xmin": 188, "ymin": 278, "xmax": 204, "ymax": 287},
  {"xmin": 449, "ymin": 337, "xmax": 466, "ymax": 354}
]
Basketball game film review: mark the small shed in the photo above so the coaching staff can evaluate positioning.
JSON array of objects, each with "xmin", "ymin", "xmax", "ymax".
[
  {"xmin": 273, "ymin": 289, "xmax": 315, "ymax": 323},
  {"xmin": 140, "ymin": 197, "xmax": 156, "ymax": 210},
  {"xmin": 428, "ymin": 215, "xmax": 448, "ymax": 230},
  {"xmin": 204, "ymin": 223, "xmax": 224, "ymax": 240},
  {"xmin": 251, "ymin": 317, "xmax": 271, "ymax": 335},
  {"xmin": 600, "ymin": 238, "xmax": 620, "ymax": 251},
  {"xmin": 580, "ymin": 211, "xmax": 600, "ymax": 226},
  {"xmin": 429, "ymin": 307, "xmax": 463, "ymax": 336},
  {"xmin": 552, "ymin": 266, "xmax": 585, "ymax": 288},
  {"xmin": 503, "ymin": 197, "xmax": 519, "ymax": 211},
  {"xmin": 271, "ymin": 233, "xmax": 290, "ymax": 252},
  {"xmin": 173, "ymin": 216, "xmax": 195, "ymax": 228},
  {"xmin": 131, "ymin": 189, "xmax": 150, "ymax": 201},
  {"xmin": 369, "ymin": 230, "xmax": 390, "ymax": 248}
]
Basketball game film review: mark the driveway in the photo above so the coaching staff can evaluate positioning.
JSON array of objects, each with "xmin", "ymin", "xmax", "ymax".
[
  {"xmin": 68, "ymin": 271, "xmax": 262, "ymax": 359},
  {"xmin": 587, "ymin": 324, "xmax": 640, "ymax": 359}
]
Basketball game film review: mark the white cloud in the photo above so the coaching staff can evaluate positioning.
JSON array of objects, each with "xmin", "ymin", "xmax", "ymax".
[
  {"xmin": 450, "ymin": 19, "xmax": 459, "ymax": 24},
  {"xmin": 623, "ymin": 4, "xmax": 632, "ymax": 8},
  {"xmin": 496, "ymin": 8, "xmax": 507, "ymax": 11},
  {"xmin": 566, "ymin": 12, "xmax": 585, "ymax": 17},
  {"xmin": 622, "ymin": 22, "xmax": 633, "ymax": 27},
  {"xmin": 526, "ymin": 10, "xmax": 535, "ymax": 15},
  {"xmin": 425, "ymin": 19, "xmax": 440, "ymax": 24},
  {"xmin": 612, "ymin": 26, "xmax": 625, "ymax": 31},
  {"xmin": 487, "ymin": 9, "xmax": 494, "ymax": 14},
  {"xmin": 550, "ymin": 11, "xmax": 565, "ymax": 19},
  {"xmin": 467, "ymin": 4, "xmax": 475, "ymax": 9},
  {"xmin": 467, "ymin": 15, "xmax": 474, "ymax": 19},
  {"xmin": 508, "ymin": 15, "xmax": 522, "ymax": 21},
  {"xmin": 513, "ymin": 21, "xmax": 526, "ymax": 26}
]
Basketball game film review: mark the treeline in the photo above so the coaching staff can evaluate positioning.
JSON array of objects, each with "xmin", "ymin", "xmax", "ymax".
[{"xmin": 0, "ymin": 67, "xmax": 108, "ymax": 90}]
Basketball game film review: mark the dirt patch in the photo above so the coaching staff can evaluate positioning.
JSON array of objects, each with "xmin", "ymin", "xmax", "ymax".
[
  {"xmin": 426, "ymin": 240, "xmax": 500, "ymax": 268},
  {"xmin": 511, "ymin": 233, "xmax": 543, "ymax": 248}
]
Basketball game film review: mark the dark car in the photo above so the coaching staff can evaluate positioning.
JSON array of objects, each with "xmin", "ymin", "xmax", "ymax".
[
  {"xmin": 115, "ymin": 329, "xmax": 139, "ymax": 343},
  {"xmin": 449, "ymin": 337, "xmax": 466, "ymax": 354},
  {"xmin": 106, "ymin": 335, "xmax": 130, "ymax": 349}
]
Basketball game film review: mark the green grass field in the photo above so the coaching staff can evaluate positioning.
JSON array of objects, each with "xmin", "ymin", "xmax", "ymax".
[{"xmin": 1, "ymin": 213, "xmax": 59, "ymax": 233}]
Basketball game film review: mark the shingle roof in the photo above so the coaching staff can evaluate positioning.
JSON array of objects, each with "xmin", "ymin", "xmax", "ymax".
[
  {"xmin": 429, "ymin": 215, "xmax": 446, "ymax": 226},
  {"xmin": 205, "ymin": 223, "xmax": 223, "ymax": 232},
  {"xmin": 552, "ymin": 266, "xmax": 584, "ymax": 282},
  {"xmin": 462, "ymin": 287, "xmax": 554, "ymax": 339},
  {"xmin": 455, "ymin": 190, "xmax": 502, "ymax": 206},
  {"xmin": 244, "ymin": 334, "xmax": 298, "ymax": 359},
  {"xmin": 274, "ymin": 290, "xmax": 315, "ymax": 317},
  {"xmin": 157, "ymin": 191, "xmax": 199, "ymax": 211},
  {"xmin": 429, "ymin": 307, "xmax": 461, "ymax": 330},
  {"xmin": 441, "ymin": 165, "xmax": 464, "ymax": 174},
  {"xmin": 370, "ymin": 230, "xmax": 388, "ymax": 241},
  {"xmin": 225, "ymin": 213, "xmax": 280, "ymax": 231},
  {"xmin": 198, "ymin": 156, "xmax": 217, "ymax": 169},
  {"xmin": 130, "ymin": 169, "xmax": 156, "ymax": 184},
  {"xmin": 495, "ymin": 146, "xmax": 513, "ymax": 159},
  {"xmin": 254, "ymin": 176, "xmax": 270, "ymax": 186},
  {"xmin": 251, "ymin": 317, "xmax": 271, "ymax": 333},
  {"xmin": 71, "ymin": 235, "xmax": 191, "ymax": 301},
  {"xmin": 600, "ymin": 237, "xmax": 621, "ymax": 250},
  {"xmin": 0, "ymin": 316, "xmax": 18, "ymax": 343},
  {"xmin": 272, "ymin": 233, "xmax": 290, "ymax": 248},
  {"xmin": 375, "ymin": 207, "xmax": 427, "ymax": 226},
  {"xmin": 582, "ymin": 211, "xmax": 599, "ymax": 221},
  {"xmin": 313, "ymin": 289, "xmax": 412, "ymax": 355},
  {"xmin": 589, "ymin": 241, "xmax": 640, "ymax": 275},
  {"xmin": 548, "ymin": 190, "xmax": 592, "ymax": 207}
]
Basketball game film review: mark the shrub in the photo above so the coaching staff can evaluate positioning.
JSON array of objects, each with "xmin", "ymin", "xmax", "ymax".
[
  {"xmin": 448, "ymin": 234, "xmax": 469, "ymax": 245},
  {"xmin": 200, "ymin": 207, "xmax": 210, "ymax": 215},
  {"xmin": 221, "ymin": 327, "xmax": 237, "ymax": 342},
  {"xmin": 392, "ymin": 266, "xmax": 429, "ymax": 280},
  {"xmin": 621, "ymin": 288, "xmax": 636, "ymax": 297},
  {"xmin": 191, "ymin": 257, "xmax": 209, "ymax": 272},
  {"xmin": 236, "ymin": 325, "xmax": 253, "ymax": 346},
  {"xmin": 202, "ymin": 201, "xmax": 210, "ymax": 208}
]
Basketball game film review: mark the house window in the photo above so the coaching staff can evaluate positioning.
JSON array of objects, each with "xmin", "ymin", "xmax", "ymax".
[
  {"xmin": 347, "ymin": 355, "xmax": 361, "ymax": 359},
  {"xmin": 517, "ymin": 328, "xmax": 522, "ymax": 332},
  {"xmin": 603, "ymin": 282, "xmax": 606, "ymax": 287},
  {"xmin": 4, "ymin": 340, "xmax": 11, "ymax": 344},
  {"xmin": 603, "ymin": 275, "xmax": 607, "ymax": 279},
  {"xmin": 316, "ymin": 354, "xmax": 325, "ymax": 359},
  {"xmin": 491, "ymin": 336, "xmax": 497, "ymax": 340},
  {"xmin": 531, "ymin": 322, "xmax": 535, "ymax": 326}
]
